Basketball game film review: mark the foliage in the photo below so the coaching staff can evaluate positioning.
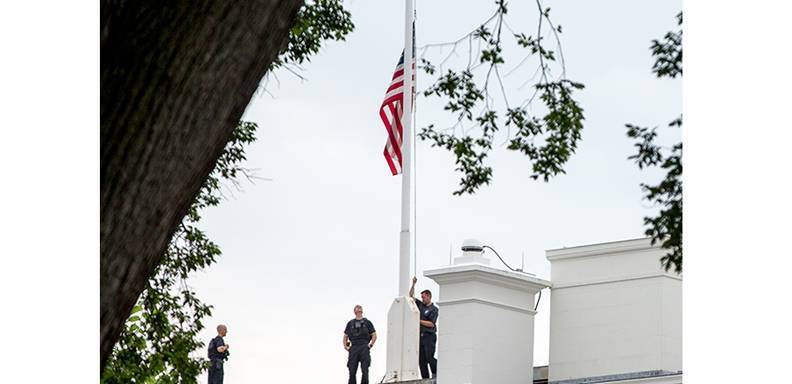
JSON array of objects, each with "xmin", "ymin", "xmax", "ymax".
[
  {"xmin": 102, "ymin": 122, "xmax": 257, "ymax": 384},
  {"xmin": 102, "ymin": 2, "xmax": 354, "ymax": 382},
  {"xmin": 626, "ymin": 12, "xmax": 683, "ymax": 273},
  {"xmin": 270, "ymin": 0, "xmax": 355, "ymax": 72},
  {"xmin": 650, "ymin": 12, "xmax": 683, "ymax": 79},
  {"xmin": 418, "ymin": 0, "xmax": 585, "ymax": 194}
]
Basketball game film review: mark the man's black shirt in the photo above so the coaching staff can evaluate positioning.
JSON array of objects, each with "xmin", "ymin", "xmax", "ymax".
[
  {"xmin": 208, "ymin": 336, "xmax": 229, "ymax": 360},
  {"xmin": 414, "ymin": 299, "xmax": 439, "ymax": 334},
  {"xmin": 344, "ymin": 318, "xmax": 376, "ymax": 346}
]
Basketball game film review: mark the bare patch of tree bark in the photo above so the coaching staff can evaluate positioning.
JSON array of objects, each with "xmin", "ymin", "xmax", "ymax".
[{"xmin": 100, "ymin": 0, "xmax": 303, "ymax": 371}]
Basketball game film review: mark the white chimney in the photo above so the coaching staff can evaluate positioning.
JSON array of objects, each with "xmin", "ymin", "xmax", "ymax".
[{"xmin": 424, "ymin": 241, "xmax": 551, "ymax": 384}]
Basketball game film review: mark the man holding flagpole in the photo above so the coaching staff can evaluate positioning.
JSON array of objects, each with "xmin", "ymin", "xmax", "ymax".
[{"xmin": 410, "ymin": 276, "xmax": 439, "ymax": 379}]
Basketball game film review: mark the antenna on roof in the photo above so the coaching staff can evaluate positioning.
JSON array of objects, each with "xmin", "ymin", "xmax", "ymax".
[
  {"xmin": 449, "ymin": 242, "xmax": 453, "ymax": 265},
  {"xmin": 521, "ymin": 251, "xmax": 525, "ymax": 272}
]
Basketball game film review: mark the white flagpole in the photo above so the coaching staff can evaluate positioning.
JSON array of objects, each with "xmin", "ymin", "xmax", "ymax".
[
  {"xmin": 398, "ymin": 0, "xmax": 414, "ymax": 296},
  {"xmin": 383, "ymin": 1, "xmax": 421, "ymax": 382}
]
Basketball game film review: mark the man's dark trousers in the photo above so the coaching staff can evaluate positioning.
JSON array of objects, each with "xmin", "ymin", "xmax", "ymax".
[
  {"xmin": 208, "ymin": 359, "xmax": 224, "ymax": 384},
  {"xmin": 419, "ymin": 332, "xmax": 437, "ymax": 379},
  {"xmin": 347, "ymin": 344, "xmax": 371, "ymax": 384}
]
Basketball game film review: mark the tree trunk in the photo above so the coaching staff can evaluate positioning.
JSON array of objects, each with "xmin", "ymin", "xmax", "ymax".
[{"xmin": 100, "ymin": 0, "xmax": 303, "ymax": 371}]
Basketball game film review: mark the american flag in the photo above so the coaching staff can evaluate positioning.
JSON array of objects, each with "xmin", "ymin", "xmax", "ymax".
[{"xmin": 380, "ymin": 50, "xmax": 415, "ymax": 175}]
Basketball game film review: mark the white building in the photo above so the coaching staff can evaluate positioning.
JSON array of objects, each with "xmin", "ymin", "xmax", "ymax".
[{"xmin": 423, "ymin": 237, "xmax": 682, "ymax": 384}]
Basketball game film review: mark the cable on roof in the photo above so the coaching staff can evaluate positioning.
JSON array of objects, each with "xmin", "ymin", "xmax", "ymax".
[
  {"xmin": 482, "ymin": 245, "xmax": 544, "ymax": 311},
  {"xmin": 482, "ymin": 245, "xmax": 535, "ymax": 276}
]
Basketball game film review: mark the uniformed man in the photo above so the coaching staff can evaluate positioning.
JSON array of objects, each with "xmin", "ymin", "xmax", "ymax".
[
  {"xmin": 343, "ymin": 305, "xmax": 377, "ymax": 384},
  {"xmin": 409, "ymin": 276, "xmax": 439, "ymax": 379},
  {"xmin": 207, "ymin": 324, "xmax": 230, "ymax": 384}
]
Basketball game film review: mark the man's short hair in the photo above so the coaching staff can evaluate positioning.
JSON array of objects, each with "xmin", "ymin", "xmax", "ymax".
[
  {"xmin": 354, "ymin": 305, "xmax": 363, "ymax": 311},
  {"xmin": 217, "ymin": 324, "xmax": 226, "ymax": 332},
  {"xmin": 421, "ymin": 289, "xmax": 432, "ymax": 298}
]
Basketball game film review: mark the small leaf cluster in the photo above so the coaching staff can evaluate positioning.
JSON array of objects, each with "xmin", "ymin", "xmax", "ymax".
[
  {"xmin": 425, "ymin": 70, "xmax": 483, "ymax": 119},
  {"xmin": 419, "ymin": 130, "xmax": 494, "ymax": 196},
  {"xmin": 477, "ymin": 26, "xmax": 505, "ymax": 66},
  {"xmin": 515, "ymin": 33, "xmax": 555, "ymax": 62},
  {"xmin": 271, "ymin": 0, "xmax": 354, "ymax": 70},
  {"xmin": 651, "ymin": 12, "xmax": 682, "ymax": 79},
  {"xmin": 507, "ymin": 80, "xmax": 584, "ymax": 180},
  {"xmin": 419, "ymin": 111, "xmax": 499, "ymax": 195}
]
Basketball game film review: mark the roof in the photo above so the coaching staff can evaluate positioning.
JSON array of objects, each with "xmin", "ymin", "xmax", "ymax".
[{"xmin": 536, "ymin": 369, "xmax": 682, "ymax": 384}]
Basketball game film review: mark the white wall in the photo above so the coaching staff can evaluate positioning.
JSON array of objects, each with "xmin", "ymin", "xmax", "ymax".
[
  {"xmin": 546, "ymin": 238, "xmax": 682, "ymax": 381},
  {"xmin": 438, "ymin": 300, "xmax": 535, "ymax": 384}
]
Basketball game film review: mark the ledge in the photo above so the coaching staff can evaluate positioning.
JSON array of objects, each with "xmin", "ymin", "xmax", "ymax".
[
  {"xmin": 424, "ymin": 263, "xmax": 552, "ymax": 292},
  {"xmin": 551, "ymin": 272, "xmax": 682, "ymax": 289},
  {"xmin": 546, "ymin": 238, "xmax": 657, "ymax": 262},
  {"xmin": 382, "ymin": 378, "xmax": 435, "ymax": 384},
  {"xmin": 549, "ymin": 370, "xmax": 682, "ymax": 384},
  {"xmin": 440, "ymin": 297, "xmax": 538, "ymax": 315}
]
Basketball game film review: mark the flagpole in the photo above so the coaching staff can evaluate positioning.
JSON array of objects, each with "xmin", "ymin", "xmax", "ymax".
[
  {"xmin": 398, "ymin": 0, "xmax": 414, "ymax": 296},
  {"xmin": 384, "ymin": 3, "xmax": 421, "ymax": 380}
]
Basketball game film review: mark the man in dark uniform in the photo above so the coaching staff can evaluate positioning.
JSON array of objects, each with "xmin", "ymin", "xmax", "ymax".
[
  {"xmin": 207, "ymin": 324, "xmax": 230, "ymax": 384},
  {"xmin": 410, "ymin": 276, "xmax": 439, "ymax": 379},
  {"xmin": 343, "ymin": 305, "xmax": 377, "ymax": 384}
]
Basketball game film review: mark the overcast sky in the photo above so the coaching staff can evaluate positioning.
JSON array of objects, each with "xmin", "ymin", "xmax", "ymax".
[{"xmin": 188, "ymin": 1, "xmax": 681, "ymax": 382}]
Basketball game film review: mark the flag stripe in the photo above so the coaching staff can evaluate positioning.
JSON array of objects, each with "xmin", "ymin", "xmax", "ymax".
[{"xmin": 381, "ymin": 103, "xmax": 402, "ymax": 163}]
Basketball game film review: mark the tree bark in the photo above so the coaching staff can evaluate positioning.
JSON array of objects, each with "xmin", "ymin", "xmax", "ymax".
[{"xmin": 100, "ymin": 0, "xmax": 303, "ymax": 371}]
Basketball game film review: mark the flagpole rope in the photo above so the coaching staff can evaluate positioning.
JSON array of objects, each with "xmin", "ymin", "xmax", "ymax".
[
  {"xmin": 413, "ymin": 89, "xmax": 417, "ymax": 279},
  {"xmin": 412, "ymin": 2, "xmax": 418, "ymax": 280}
]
